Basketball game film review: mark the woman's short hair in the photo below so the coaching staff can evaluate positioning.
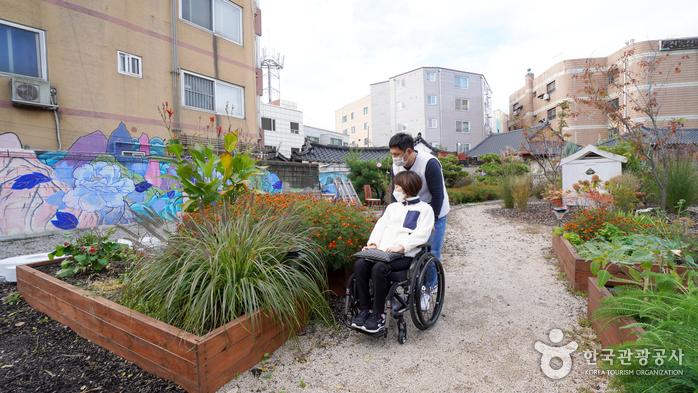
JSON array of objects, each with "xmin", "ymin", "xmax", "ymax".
[{"xmin": 394, "ymin": 171, "xmax": 422, "ymax": 197}]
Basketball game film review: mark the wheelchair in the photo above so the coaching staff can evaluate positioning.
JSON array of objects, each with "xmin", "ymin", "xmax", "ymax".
[{"xmin": 343, "ymin": 245, "xmax": 445, "ymax": 344}]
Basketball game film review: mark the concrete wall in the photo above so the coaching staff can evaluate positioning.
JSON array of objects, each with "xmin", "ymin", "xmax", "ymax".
[
  {"xmin": 0, "ymin": 0, "xmax": 261, "ymax": 150},
  {"xmin": 370, "ymin": 81, "xmax": 391, "ymax": 146}
]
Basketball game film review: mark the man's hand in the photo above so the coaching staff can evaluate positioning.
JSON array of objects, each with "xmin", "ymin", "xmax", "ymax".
[
  {"xmin": 386, "ymin": 245, "xmax": 405, "ymax": 254},
  {"xmin": 362, "ymin": 243, "xmax": 378, "ymax": 251}
]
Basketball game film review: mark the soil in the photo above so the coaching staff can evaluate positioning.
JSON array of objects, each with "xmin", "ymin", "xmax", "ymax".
[
  {"xmin": 487, "ymin": 199, "xmax": 579, "ymax": 227},
  {"xmin": 34, "ymin": 261, "xmax": 130, "ymax": 303},
  {"xmin": 0, "ymin": 282, "xmax": 184, "ymax": 393}
]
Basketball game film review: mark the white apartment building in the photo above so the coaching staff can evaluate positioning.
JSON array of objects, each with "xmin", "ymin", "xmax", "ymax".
[
  {"xmin": 304, "ymin": 125, "xmax": 349, "ymax": 146},
  {"xmin": 261, "ymin": 100, "xmax": 304, "ymax": 157}
]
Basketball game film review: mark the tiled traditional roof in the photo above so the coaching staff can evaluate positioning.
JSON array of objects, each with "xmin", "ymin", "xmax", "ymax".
[
  {"xmin": 599, "ymin": 128, "xmax": 698, "ymax": 147},
  {"xmin": 467, "ymin": 123, "xmax": 579, "ymax": 159},
  {"xmin": 292, "ymin": 140, "xmax": 390, "ymax": 164}
]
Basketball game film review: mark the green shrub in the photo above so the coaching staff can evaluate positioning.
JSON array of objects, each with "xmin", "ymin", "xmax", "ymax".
[
  {"xmin": 345, "ymin": 153, "xmax": 391, "ymax": 201},
  {"xmin": 499, "ymin": 175, "xmax": 515, "ymax": 208},
  {"xmin": 439, "ymin": 155, "xmax": 468, "ymax": 188},
  {"xmin": 448, "ymin": 183, "xmax": 500, "ymax": 204},
  {"xmin": 478, "ymin": 154, "xmax": 529, "ymax": 185},
  {"xmin": 48, "ymin": 229, "xmax": 127, "ymax": 278},
  {"xmin": 605, "ymin": 173, "xmax": 642, "ymax": 213},
  {"xmin": 664, "ymin": 158, "xmax": 698, "ymax": 213},
  {"xmin": 512, "ymin": 175, "xmax": 531, "ymax": 211},
  {"xmin": 122, "ymin": 203, "xmax": 332, "ymax": 335}
]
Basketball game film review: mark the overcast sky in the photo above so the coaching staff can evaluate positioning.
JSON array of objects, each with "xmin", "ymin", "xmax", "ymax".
[{"xmin": 259, "ymin": 0, "xmax": 697, "ymax": 130}]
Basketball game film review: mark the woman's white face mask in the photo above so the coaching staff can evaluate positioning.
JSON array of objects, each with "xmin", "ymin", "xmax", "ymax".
[{"xmin": 393, "ymin": 186, "xmax": 406, "ymax": 202}]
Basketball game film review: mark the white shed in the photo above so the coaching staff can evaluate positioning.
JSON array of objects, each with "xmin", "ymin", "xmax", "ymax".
[{"xmin": 561, "ymin": 145, "xmax": 627, "ymax": 205}]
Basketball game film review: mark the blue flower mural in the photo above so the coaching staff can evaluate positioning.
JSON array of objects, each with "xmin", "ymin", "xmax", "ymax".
[
  {"xmin": 51, "ymin": 211, "xmax": 79, "ymax": 230},
  {"xmin": 63, "ymin": 162, "xmax": 135, "ymax": 212},
  {"xmin": 11, "ymin": 172, "xmax": 51, "ymax": 190}
]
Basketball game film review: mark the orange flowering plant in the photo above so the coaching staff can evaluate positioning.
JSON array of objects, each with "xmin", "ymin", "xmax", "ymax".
[{"xmin": 562, "ymin": 208, "xmax": 653, "ymax": 243}]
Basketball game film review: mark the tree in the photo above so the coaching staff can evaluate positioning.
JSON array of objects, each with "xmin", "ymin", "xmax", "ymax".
[
  {"xmin": 438, "ymin": 155, "xmax": 468, "ymax": 188},
  {"xmin": 519, "ymin": 100, "xmax": 573, "ymax": 188},
  {"xmin": 345, "ymin": 153, "xmax": 391, "ymax": 201},
  {"xmin": 574, "ymin": 47, "xmax": 690, "ymax": 209}
]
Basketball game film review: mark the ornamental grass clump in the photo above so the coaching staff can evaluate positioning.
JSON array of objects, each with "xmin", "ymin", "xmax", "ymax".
[{"xmin": 122, "ymin": 202, "xmax": 332, "ymax": 335}]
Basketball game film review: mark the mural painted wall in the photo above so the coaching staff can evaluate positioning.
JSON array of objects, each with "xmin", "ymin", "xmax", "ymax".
[{"xmin": 0, "ymin": 122, "xmax": 282, "ymax": 237}]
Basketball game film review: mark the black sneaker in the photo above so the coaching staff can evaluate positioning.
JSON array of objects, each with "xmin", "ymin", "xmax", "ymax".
[
  {"xmin": 351, "ymin": 309, "xmax": 371, "ymax": 328},
  {"xmin": 362, "ymin": 313, "xmax": 385, "ymax": 333}
]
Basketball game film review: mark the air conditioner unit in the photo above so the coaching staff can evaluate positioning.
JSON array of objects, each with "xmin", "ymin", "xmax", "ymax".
[
  {"xmin": 10, "ymin": 77, "xmax": 57, "ymax": 109},
  {"xmin": 543, "ymin": 93, "xmax": 550, "ymax": 101},
  {"xmin": 121, "ymin": 151, "xmax": 146, "ymax": 157}
]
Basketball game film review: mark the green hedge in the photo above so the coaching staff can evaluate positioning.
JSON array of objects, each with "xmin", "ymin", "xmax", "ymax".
[{"xmin": 448, "ymin": 183, "xmax": 500, "ymax": 204}]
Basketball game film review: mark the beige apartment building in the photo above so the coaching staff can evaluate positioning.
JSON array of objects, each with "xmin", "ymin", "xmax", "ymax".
[
  {"xmin": 0, "ymin": 0, "xmax": 262, "ymax": 151},
  {"xmin": 335, "ymin": 95, "xmax": 371, "ymax": 147},
  {"xmin": 509, "ymin": 38, "xmax": 698, "ymax": 145}
]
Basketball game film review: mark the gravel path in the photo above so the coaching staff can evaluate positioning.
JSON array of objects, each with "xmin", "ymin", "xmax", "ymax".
[{"xmin": 221, "ymin": 202, "xmax": 606, "ymax": 393}]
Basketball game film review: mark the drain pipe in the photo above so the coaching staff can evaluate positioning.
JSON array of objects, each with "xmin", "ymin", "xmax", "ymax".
[
  {"xmin": 170, "ymin": 0, "xmax": 180, "ymax": 135},
  {"xmin": 50, "ymin": 87, "xmax": 62, "ymax": 150}
]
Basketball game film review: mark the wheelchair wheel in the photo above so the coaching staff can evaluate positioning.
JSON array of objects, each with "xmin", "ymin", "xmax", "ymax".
[
  {"xmin": 343, "ymin": 273, "xmax": 359, "ymax": 326},
  {"xmin": 409, "ymin": 253, "xmax": 445, "ymax": 330}
]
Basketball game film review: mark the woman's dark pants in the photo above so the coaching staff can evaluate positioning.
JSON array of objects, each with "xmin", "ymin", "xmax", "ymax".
[{"xmin": 354, "ymin": 257, "xmax": 412, "ymax": 316}]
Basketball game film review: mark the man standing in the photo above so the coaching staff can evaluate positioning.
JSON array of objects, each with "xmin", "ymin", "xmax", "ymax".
[{"xmin": 388, "ymin": 133, "xmax": 449, "ymax": 301}]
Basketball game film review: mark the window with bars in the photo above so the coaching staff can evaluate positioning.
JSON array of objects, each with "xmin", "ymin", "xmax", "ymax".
[
  {"xmin": 290, "ymin": 121, "xmax": 299, "ymax": 134},
  {"xmin": 456, "ymin": 120, "xmax": 470, "ymax": 133},
  {"xmin": 546, "ymin": 80, "xmax": 556, "ymax": 93},
  {"xmin": 455, "ymin": 98, "xmax": 469, "ymax": 111},
  {"xmin": 117, "ymin": 51, "xmax": 142, "ymax": 77},
  {"xmin": 184, "ymin": 72, "xmax": 215, "ymax": 111},
  {"xmin": 547, "ymin": 107, "xmax": 557, "ymax": 120}
]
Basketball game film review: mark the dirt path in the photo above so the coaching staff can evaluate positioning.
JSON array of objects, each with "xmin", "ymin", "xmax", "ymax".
[{"xmin": 221, "ymin": 203, "xmax": 605, "ymax": 393}]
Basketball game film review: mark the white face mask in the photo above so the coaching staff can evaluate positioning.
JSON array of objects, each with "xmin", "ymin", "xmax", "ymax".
[
  {"xmin": 393, "ymin": 155, "xmax": 406, "ymax": 167},
  {"xmin": 393, "ymin": 188, "xmax": 406, "ymax": 202}
]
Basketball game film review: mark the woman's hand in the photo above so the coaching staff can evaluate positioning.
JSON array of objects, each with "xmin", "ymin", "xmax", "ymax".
[
  {"xmin": 386, "ymin": 245, "xmax": 405, "ymax": 254},
  {"xmin": 362, "ymin": 243, "xmax": 378, "ymax": 251}
]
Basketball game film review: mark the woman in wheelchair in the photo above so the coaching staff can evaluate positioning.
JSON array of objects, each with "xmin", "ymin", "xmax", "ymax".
[{"xmin": 351, "ymin": 171, "xmax": 434, "ymax": 333}]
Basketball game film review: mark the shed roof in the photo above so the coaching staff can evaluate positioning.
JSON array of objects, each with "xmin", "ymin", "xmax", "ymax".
[{"xmin": 560, "ymin": 145, "xmax": 628, "ymax": 165}]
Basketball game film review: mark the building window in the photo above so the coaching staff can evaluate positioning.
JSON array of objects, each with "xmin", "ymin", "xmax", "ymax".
[
  {"xmin": 397, "ymin": 79, "xmax": 405, "ymax": 87},
  {"xmin": 261, "ymin": 117, "xmax": 275, "ymax": 131},
  {"xmin": 364, "ymin": 138, "xmax": 369, "ymax": 146},
  {"xmin": 547, "ymin": 107, "xmax": 557, "ymax": 120},
  {"xmin": 182, "ymin": 71, "xmax": 244, "ymax": 117},
  {"xmin": 342, "ymin": 115, "xmax": 347, "ymax": 123},
  {"xmin": 343, "ymin": 129, "xmax": 348, "ymax": 135},
  {"xmin": 455, "ymin": 75, "xmax": 469, "ymax": 88},
  {"xmin": 290, "ymin": 121, "xmax": 299, "ymax": 134},
  {"xmin": 363, "ymin": 106, "xmax": 368, "ymax": 115},
  {"xmin": 428, "ymin": 118, "xmax": 438, "ymax": 128},
  {"xmin": 117, "ymin": 51, "xmax": 142, "ymax": 78},
  {"xmin": 330, "ymin": 138, "xmax": 342, "ymax": 146},
  {"xmin": 456, "ymin": 142, "xmax": 470, "ymax": 153},
  {"xmin": 351, "ymin": 126, "xmax": 356, "ymax": 134},
  {"xmin": 609, "ymin": 98, "xmax": 619, "ymax": 110},
  {"xmin": 455, "ymin": 98, "xmax": 469, "ymax": 111},
  {"xmin": 0, "ymin": 20, "xmax": 47, "ymax": 79},
  {"xmin": 181, "ymin": 0, "xmax": 243, "ymax": 45},
  {"xmin": 363, "ymin": 122, "xmax": 368, "ymax": 130},
  {"xmin": 456, "ymin": 120, "xmax": 470, "ymax": 133},
  {"xmin": 607, "ymin": 66, "xmax": 618, "ymax": 85},
  {"xmin": 308, "ymin": 136, "xmax": 319, "ymax": 143},
  {"xmin": 351, "ymin": 112, "xmax": 355, "ymax": 119},
  {"xmin": 546, "ymin": 80, "xmax": 556, "ymax": 94},
  {"xmin": 426, "ymin": 71, "xmax": 437, "ymax": 82},
  {"xmin": 427, "ymin": 95, "xmax": 437, "ymax": 105}
]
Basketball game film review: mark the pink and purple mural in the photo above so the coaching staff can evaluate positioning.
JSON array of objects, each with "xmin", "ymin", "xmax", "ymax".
[
  {"xmin": 1, "ymin": 122, "xmax": 180, "ymax": 236},
  {"xmin": 0, "ymin": 122, "xmax": 283, "ymax": 237}
]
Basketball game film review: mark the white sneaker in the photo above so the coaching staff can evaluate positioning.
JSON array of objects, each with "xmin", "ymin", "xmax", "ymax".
[{"xmin": 420, "ymin": 286, "xmax": 430, "ymax": 310}]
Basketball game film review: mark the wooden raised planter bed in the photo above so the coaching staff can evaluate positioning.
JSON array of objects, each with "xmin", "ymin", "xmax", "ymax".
[
  {"xmin": 17, "ymin": 260, "xmax": 296, "ymax": 393},
  {"xmin": 552, "ymin": 234, "xmax": 593, "ymax": 292},
  {"xmin": 327, "ymin": 266, "xmax": 353, "ymax": 296},
  {"xmin": 587, "ymin": 277, "xmax": 644, "ymax": 348}
]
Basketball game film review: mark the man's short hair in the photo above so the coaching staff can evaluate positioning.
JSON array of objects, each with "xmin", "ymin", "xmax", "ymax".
[
  {"xmin": 393, "ymin": 171, "xmax": 422, "ymax": 197},
  {"xmin": 389, "ymin": 133, "xmax": 415, "ymax": 151}
]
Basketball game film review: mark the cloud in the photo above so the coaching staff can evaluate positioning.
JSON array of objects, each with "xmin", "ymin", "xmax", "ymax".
[{"xmin": 260, "ymin": 0, "xmax": 697, "ymax": 130}]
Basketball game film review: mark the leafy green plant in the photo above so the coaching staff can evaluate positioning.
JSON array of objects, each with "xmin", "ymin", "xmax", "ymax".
[
  {"xmin": 563, "ymin": 232, "xmax": 583, "ymax": 246},
  {"xmin": 594, "ymin": 285, "xmax": 698, "ymax": 393},
  {"xmin": 48, "ymin": 229, "xmax": 127, "ymax": 278},
  {"xmin": 605, "ymin": 173, "xmax": 642, "ymax": 213},
  {"xmin": 438, "ymin": 155, "xmax": 468, "ymax": 188},
  {"xmin": 448, "ymin": 183, "xmax": 500, "ymax": 204},
  {"xmin": 512, "ymin": 175, "xmax": 531, "ymax": 211},
  {"xmin": 578, "ymin": 234, "xmax": 696, "ymax": 290},
  {"xmin": 345, "ymin": 153, "xmax": 391, "ymax": 202},
  {"xmin": 165, "ymin": 131, "xmax": 261, "ymax": 212},
  {"xmin": 597, "ymin": 223, "xmax": 627, "ymax": 241},
  {"xmin": 122, "ymin": 203, "xmax": 332, "ymax": 335},
  {"xmin": 2, "ymin": 291, "xmax": 21, "ymax": 306}
]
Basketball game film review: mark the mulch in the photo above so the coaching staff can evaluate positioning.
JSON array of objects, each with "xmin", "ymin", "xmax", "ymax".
[
  {"xmin": 486, "ymin": 200, "xmax": 578, "ymax": 227},
  {"xmin": 0, "ymin": 277, "xmax": 183, "ymax": 393}
]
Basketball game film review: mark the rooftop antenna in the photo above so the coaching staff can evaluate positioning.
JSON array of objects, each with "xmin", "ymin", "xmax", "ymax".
[{"xmin": 260, "ymin": 48, "xmax": 285, "ymax": 103}]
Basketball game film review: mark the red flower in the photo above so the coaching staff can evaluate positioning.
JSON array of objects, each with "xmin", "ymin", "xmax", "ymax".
[
  {"xmin": 209, "ymin": 116, "xmax": 215, "ymax": 123},
  {"xmin": 63, "ymin": 242, "xmax": 70, "ymax": 247},
  {"xmin": 166, "ymin": 108, "xmax": 174, "ymax": 118},
  {"xmin": 88, "ymin": 246, "xmax": 96, "ymax": 254}
]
